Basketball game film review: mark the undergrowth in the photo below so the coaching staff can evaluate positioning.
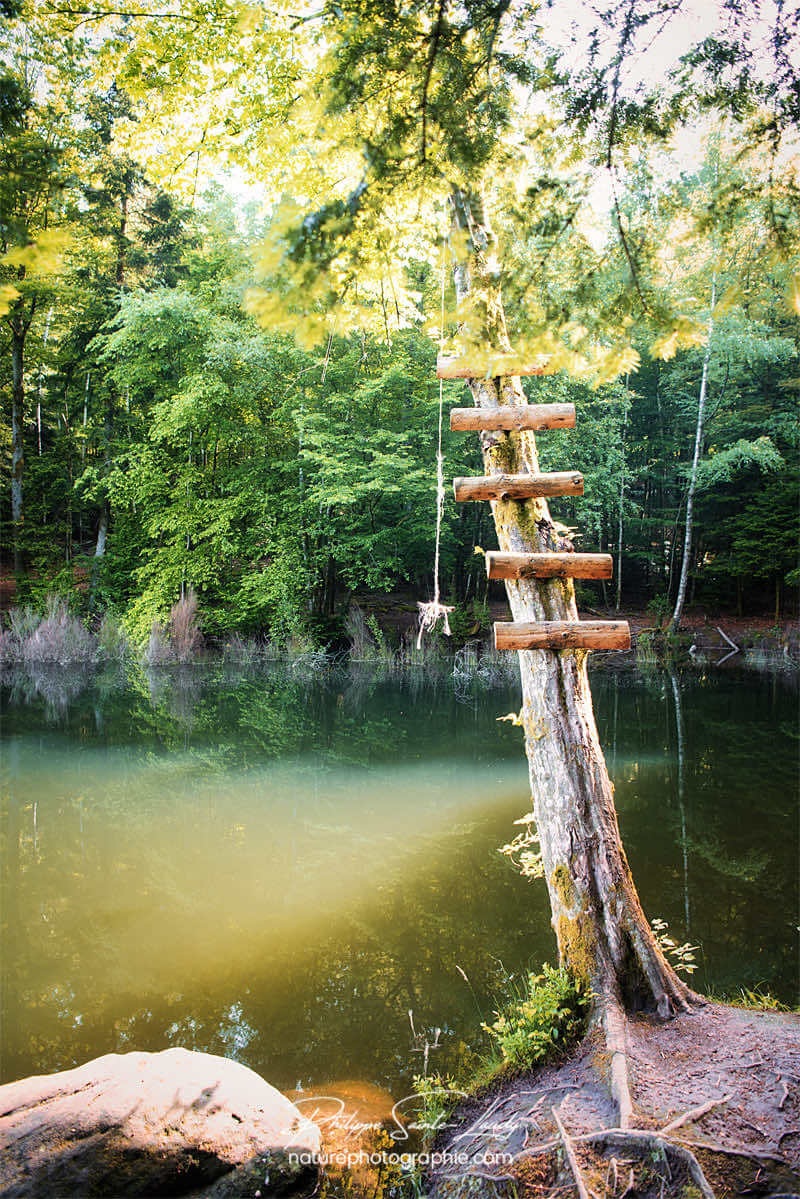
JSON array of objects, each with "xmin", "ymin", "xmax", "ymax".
[{"xmin": 413, "ymin": 965, "xmax": 588, "ymax": 1145}]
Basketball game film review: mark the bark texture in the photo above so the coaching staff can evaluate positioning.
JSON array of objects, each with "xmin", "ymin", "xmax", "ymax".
[
  {"xmin": 11, "ymin": 329, "xmax": 25, "ymax": 574},
  {"xmin": 450, "ymin": 189, "xmax": 696, "ymax": 1028}
]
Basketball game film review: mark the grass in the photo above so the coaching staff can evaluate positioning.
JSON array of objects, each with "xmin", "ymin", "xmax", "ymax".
[
  {"xmin": 709, "ymin": 984, "xmax": 798, "ymax": 1013},
  {"xmin": 413, "ymin": 965, "xmax": 588, "ymax": 1146}
]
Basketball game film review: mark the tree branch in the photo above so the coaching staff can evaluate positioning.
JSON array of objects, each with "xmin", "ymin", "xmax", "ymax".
[{"xmin": 420, "ymin": 0, "xmax": 447, "ymax": 165}]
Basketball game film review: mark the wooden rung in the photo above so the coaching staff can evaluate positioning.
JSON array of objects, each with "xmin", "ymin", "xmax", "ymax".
[
  {"xmin": 494, "ymin": 620, "xmax": 631, "ymax": 651},
  {"xmin": 450, "ymin": 404, "xmax": 575, "ymax": 432},
  {"xmin": 453, "ymin": 472, "xmax": 583, "ymax": 502},
  {"xmin": 437, "ymin": 354, "xmax": 546, "ymax": 379},
  {"xmin": 487, "ymin": 552, "xmax": 613, "ymax": 580}
]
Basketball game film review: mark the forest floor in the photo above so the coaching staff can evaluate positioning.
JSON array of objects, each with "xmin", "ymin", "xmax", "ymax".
[{"xmin": 429, "ymin": 1004, "xmax": 800, "ymax": 1199}]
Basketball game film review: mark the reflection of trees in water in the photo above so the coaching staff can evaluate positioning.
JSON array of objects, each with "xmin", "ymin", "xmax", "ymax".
[
  {"xmin": 0, "ymin": 792, "xmax": 549, "ymax": 1091},
  {"xmin": 2, "ymin": 664, "xmax": 795, "ymax": 1088},
  {"xmin": 669, "ymin": 670, "xmax": 691, "ymax": 933},
  {"xmin": 593, "ymin": 666, "xmax": 796, "ymax": 999},
  {"xmin": 1, "ymin": 665, "xmax": 95, "ymax": 722}
]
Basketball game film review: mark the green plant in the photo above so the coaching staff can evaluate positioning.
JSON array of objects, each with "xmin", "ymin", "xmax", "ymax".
[
  {"xmin": 411, "ymin": 1073, "xmax": 465, "ymax": 1144},
  {"xmin": 636, "ymin": 628, "xmax": 659, "ymax": 667},
  {"xmin": 726, "ymin": 985, "xmax": 795, "ymax": 1012},
  {"xmin": 646, "ymin": 594, "xmax": 672, "ymax": 628},
  {"xmin": 482, "ymin": 964, "xmax": 588, "ymax": 1071},
  {"xmin": 447, "ymin": 600, "xmax": 490, "ymax": 648},
  {"xmin": 97, "ymin": 611, "xmax": 130, "ymax": 661}
]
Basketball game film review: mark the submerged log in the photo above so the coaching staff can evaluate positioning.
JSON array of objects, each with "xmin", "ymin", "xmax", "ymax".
[
  {"xmin": 450, "ymin": 403, "xmax": 575, "ymax": 431},
  {"xmin": 494, "ymin": 620, "xmax": 631, "ymax": 651},
  {"xmin": 453, "ymin": 472, "xmax": 583, "ymax": 501},
  {"xmin": 437, "ymin": 354, "xmax": 546, "ymax": 378},
  {"xmin": 487, "ymin": 551, "xmax": 613, "ymax": 580}
]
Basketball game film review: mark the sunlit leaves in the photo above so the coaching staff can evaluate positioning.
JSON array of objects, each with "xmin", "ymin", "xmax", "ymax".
[
  {"xmin": 3, "ymin": 228, "xmax": 70, "ymax": 275},
  {"xmin": 0, "ymin": 281, "xmax": 21, "ymax": 315},
  {"xmin": 789, "ymin": 273, "xmax": 800, "ymax": 317},
  {"xmin": 650, "ymin": 318, "xmax": 708, "ymax": 362}
]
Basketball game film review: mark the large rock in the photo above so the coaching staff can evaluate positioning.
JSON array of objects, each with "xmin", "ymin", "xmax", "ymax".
[{"xmin": 0, "ymin": 1048, "xmax": 321, "ymax": 1198}]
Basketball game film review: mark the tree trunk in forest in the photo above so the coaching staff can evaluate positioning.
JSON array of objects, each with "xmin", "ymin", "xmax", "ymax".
[
  {"xmin": 10, "ymin": 329, "xmax": 25, "ymax": 574},
  {"xmin": 669, "ymin": 276, "xmax": 717, "ymax": 633},
  {"xmin": 449, "ymin": 190, "xmax": 696, "ymax": 1083},
  {"xmin": 90, "ymin": 400, "xmax": 113, "ymax": 606},
  {"xmin": 616, "ymin": 395, "xmax": 627, "ymax": 611}
]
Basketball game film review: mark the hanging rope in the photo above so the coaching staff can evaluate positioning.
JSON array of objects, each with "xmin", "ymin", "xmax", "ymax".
[{"xmin": 417, "ymin": 240, "xmax": 454, "ymax": 647}]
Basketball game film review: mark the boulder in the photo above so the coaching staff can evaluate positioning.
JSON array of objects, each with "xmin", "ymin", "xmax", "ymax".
[{"xmin": 0, "ymin": 1047, "xmax": 321, "ymax": 1198}]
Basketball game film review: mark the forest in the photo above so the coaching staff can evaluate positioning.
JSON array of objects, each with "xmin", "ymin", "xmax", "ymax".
[
  {"xmin": 1, "ymin": 0, "xmax": 797, "ymax": 649},
  {"xmin": 1, "ymin": 2, "xmax": 799, "ymax": 1197}
]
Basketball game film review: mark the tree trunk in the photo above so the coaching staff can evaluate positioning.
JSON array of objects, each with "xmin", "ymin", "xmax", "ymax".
[
  {"xmin": 615, "ymin": 396, "xmax": 627, "ymax": 611},
  {"xmin": 449, "ymin": 190, "xmax": 695, "ymax": 1050},
  {"xmin": 90, "ymin": 400, "xmax": 113, "ymax": 606},
  {"xmin": 669, "ymin": 275, "xmax": 717, "ymax": 633},
  {"xmin": 10, "ymin": 329, "xmax": 25, "ymax": 575}
]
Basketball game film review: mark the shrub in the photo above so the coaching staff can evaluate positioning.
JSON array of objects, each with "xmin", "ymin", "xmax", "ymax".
[
  {"xmin": 143, "ymin": 619, "xmax": 172, "ymax": 666},
  {"xmin": 345, "ymin": 604, "xmax": 395, "ymax": 665},
  {"xmin": 142, "ymin": 589, "xmax": 204, "ymax": 665},
  {"xmin": 168, "ymin": 589, "xmax": 203, "ymax": 662},
  {"xmin": 482, "ymin": 964, "xmax": 588, "ymax": 1071},
  {"xmin": 19, "ymin": 596, "xmax": 97, "ymax": 666},
  {"xmin": 345, "ymin": 603, "xmax": 373, "ymax": 659},
  {"xmin": 97, "ymin": 612, "xmax": 130, "ymax": 661}
]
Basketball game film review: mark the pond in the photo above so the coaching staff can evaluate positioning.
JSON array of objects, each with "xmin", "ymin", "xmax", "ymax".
[{"xmin": 0, "ymin": 662, "xmax": 796, "ymax": 1103}]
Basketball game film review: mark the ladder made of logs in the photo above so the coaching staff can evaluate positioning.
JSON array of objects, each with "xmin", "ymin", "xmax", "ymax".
[{"xmin": 438, "ymin": 355, "xmax": 631, "ymax": 654}]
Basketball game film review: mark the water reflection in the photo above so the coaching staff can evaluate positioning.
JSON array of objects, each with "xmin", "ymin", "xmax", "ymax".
[{"xmin": 1, "ymin": 662, "xmax": 796, "ymax": 1098}]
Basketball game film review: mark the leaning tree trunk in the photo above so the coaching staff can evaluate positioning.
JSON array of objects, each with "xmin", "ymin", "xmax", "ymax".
[
  {"xmin": 449, "ymin": 192, "xmax": 696, "ymax": 1109},
  {"xmin": 670, "ymin": 275, "xmax": 716, "ymax": 634}
]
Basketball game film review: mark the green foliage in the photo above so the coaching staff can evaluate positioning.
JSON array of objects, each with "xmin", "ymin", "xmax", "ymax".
[
  {"xmin": 0, "ymin": 21, "xmax": 797, "ymax": 635},
  {"xmin": 481, "ymin": 964, "xmax": 588, "ymax": 1071},
  {"xmin": 411, "ymin": 1073, "xmax": 465, "ymax": 1145}
]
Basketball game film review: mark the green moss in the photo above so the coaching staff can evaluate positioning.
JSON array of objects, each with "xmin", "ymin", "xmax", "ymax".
[
  {"xmin": 557, "ymin": 910, "xmax": 597, "ymax": 990},
  {"xmin": 488, "ymin": 432, "xmax": 517, "ymax": 472},
  {"xmin": 550, "ymin": 864, "xmax": 577, "ymax": 910}
]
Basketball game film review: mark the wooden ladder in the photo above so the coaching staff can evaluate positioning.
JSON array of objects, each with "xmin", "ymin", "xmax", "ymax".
[{"xmin": 439, "ymin": 355, "xmax": 631, "ymax": 654}]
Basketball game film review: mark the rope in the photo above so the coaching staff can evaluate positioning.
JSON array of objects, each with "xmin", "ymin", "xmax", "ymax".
[{"xmin": 417, "ymin": 239, "xmax": 454, "ymax": 647}]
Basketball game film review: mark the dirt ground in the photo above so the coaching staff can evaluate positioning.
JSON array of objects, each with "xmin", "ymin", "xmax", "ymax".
[{"xmin": 431, "ymin": 1004, "xmax": 800, "ymax": 1198}]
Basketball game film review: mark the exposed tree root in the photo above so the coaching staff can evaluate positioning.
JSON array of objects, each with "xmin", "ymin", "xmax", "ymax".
[
  {"xmin": 661, "ymin": 1093, "xmax": 734, "ymax": 1134},
  {"xmin": 600, "ymin": 996, "xmax": 634, "ymax": 1131},
  {"xmin": 430, "ymin": 1003, "xmax": 800, "ymax": 1199},
  {"xmin": 442, "ymin": 1126, "xmax": 718, "ymax": 1199},
  {"xmin": 551, "ymin": 1107, "xmax": 591, "ymax": 1199}
]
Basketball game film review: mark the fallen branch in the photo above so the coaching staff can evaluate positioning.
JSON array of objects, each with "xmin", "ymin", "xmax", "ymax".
[
  {"xmin": 716, "ymin": 626, "xmax": 739, "ymax": 654},
  {"xmin": 552, "ymin": 1106, "xmax": 591, "ymax": 1199},
  {"xmin": 661, "ymin": 1093, "xmax": 733, "ymax": 1134}
]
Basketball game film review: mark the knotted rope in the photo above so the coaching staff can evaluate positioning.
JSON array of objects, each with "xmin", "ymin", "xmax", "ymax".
[{"xmin": 417, "ymin": 241, "xmax": 454, "ymax": 647}]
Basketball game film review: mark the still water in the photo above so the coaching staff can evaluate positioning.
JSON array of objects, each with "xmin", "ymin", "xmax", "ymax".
[{"xmin": 1, "ymin": 663, "xmax": 796, "ymax": 1097}]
